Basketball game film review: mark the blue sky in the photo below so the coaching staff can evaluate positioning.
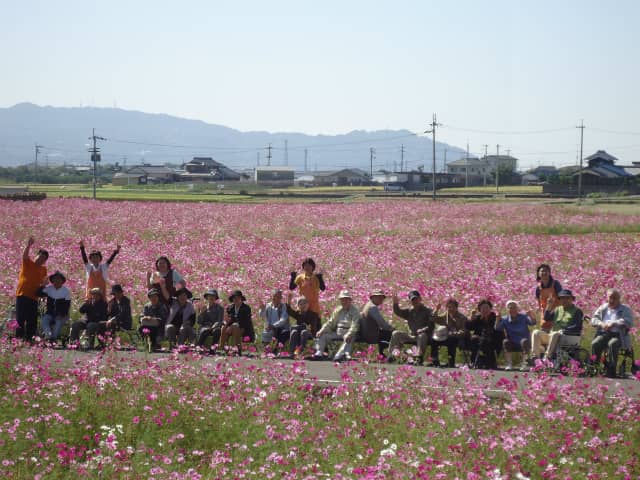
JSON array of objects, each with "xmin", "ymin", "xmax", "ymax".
[{"xmin": 2, "ymin": 0, "xmax": 639, "ymax": 168}]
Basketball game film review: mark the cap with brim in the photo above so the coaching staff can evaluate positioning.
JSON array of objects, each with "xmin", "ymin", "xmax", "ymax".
[
  {"xmin": 338, "ymin": 290, "xmax": 352, "ymax": 299},
  {"xmin": 369, "ymin": 289, "xmax": 386, "ymax": 299},
  {"xmin": 203, "ymin": 289, "xmax": 219, "ymax": 299},
  {"xmin": 49, "ymin": 271, "xmax": 66, "ymax": 283},
  {"xmin": 506, "ymin": 300, "xmax": 518, "ymax": 308},
  {"xmin": 557, "ymin": 289, "xmax": 575, "ymax": 299},
  {"xmin": 408, "ymin": 290, "xmax": 421, "ymax": 300},
  {"xmin": 111, "ymin": 284, "xmax": 123, "ymax": 295},
  {"xmin": 175, "ymin": 287, "xmax": 193, "ymax": 299},
  {"xmin": 89, "ymin": 287, "xmax": 103, "ymax": 297},
  {"xmin": 147, "ymin": 288, "xmax": 160, "ymax": 298},
  {"xmin": 228, "ymin": 289, "xmax": 246, "ymax": 302}
]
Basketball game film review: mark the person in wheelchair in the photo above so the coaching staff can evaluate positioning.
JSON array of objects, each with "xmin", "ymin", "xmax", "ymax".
[
  {"xmin": 590, "ymin": 288, "xmax": 635, "ymax": 378},
  {"xmin": 535, "ymin": 289, "xmax": 584, "ymax": 362}
]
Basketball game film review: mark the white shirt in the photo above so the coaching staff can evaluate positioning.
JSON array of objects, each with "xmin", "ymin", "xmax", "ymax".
[{"xmin": 42, "ymin": 285, "xmax": 72, "ymax": 301}]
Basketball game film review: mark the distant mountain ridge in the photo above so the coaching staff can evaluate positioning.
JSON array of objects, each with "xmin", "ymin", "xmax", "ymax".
[{"xmin": 0, "ymin": 103, "xmax": 465, "ymax": 172}]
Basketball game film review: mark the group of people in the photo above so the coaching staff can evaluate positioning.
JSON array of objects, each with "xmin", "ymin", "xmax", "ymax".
[{"xmin": 12, "ymin": 239, "xmax": 636, "ymax": 376}]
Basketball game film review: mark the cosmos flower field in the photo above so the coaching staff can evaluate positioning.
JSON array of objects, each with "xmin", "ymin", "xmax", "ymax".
[{"xmin": 0, "ymin": 198, "xmax": 639, "ymax": 479}]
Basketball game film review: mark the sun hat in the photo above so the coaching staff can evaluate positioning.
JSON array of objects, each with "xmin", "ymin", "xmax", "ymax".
[
  {"xmin": 110, "ymin": 284, "xmax": 124, "ymax": 295},
  {"xmin": 557, "ymin": 289, "xmax": 575, "ymax": 299},
  {"xmin": 338, "ymin": 290, "xmax": 352, "ymax": 299},
  {"xmin": 432, "ymin": 325, "xmax": 449, "ymax": 342},
  {"xmin": 147, "ymin": 288, "xmax": 160, "ymax": 298},
  {"xmin": 203, "ymin": 289, "xmax": 219, "ymax": 299},
  {"xmin": 506, "ymin": 299, "xmax": 518, "ymax": 308},
  {"xmin": 228, "ymin": 289, "xmax": 246, "ymax": 302},
  {"xmin": 48, "ymin": 270, "xmax": 66, "ymax": 283},
  {"xmin": 369, "ymin": 289, "xmax": 386, "ymax": 299},
  {"xmin": 175, "ymin": 287, "xmax": 193, "ymax": 299},
  {"xmin": 408, "ymin": 290, "xmax": 421, "ymax": 300}
]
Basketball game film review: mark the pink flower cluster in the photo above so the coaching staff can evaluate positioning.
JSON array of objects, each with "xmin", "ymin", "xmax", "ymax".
[{"xmin": 1, "ymin": 199, "xmax": 638, "ymax": 322}]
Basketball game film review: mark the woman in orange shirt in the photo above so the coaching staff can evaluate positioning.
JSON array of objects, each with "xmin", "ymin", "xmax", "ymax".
[
  {"xmin": 289, "ymin": 258, "xmax": 326, "ymax": 315},
  {"xmin": 15, "ymin": 236, "xmax": 48, "ymax": 341}
]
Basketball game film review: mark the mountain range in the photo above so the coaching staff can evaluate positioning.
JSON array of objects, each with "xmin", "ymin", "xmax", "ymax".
[{"xmin": 0, "ymin": 103, "xmax": 466, "ymax": 172}]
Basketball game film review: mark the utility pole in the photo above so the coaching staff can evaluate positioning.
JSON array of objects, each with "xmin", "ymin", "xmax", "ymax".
[
  {"xmin": 304, "ymin": 148, "xmax": 308, "ymax": 172},
  {"xmin": 257, "ymin": 152, "xmax": 260, "ymax": 166},
  {"xmin": 400, "ymin": 144, "xmax": 405, "ymax": 172},
  {"xmin": 424, "ymin": 113, "xmax": 440, "ymax": 200},
  {"xmin": 369, "ymin": 147, "xmax": 375, "ymax": 178},
  {"xmin": 465, "ymin": 142, "xmax": 470, "ymax": 187},
  {"xmin": 443, "ymin": 149, "xmax": 447, "ymax": 174},
  {"xmin": 266, "ymin": 143, "xmax": 272, "ymax": 166},
  {"xmin": 284, "ymin": 139, "xmax": 288, "ymax": 166},
  {"xmin": 577, "ymin": 120, "xmax": 585, "ymax": 201},
  {"xmin": 495, "ymin": 144, "xmax": 501, "ymax": 194},
  {"xmin": 482, "ymin": 144, "xmax": 488, "ymax": 186},
  {"xmin": 88, "ymin": 128, "xmax": 106, "ymax": 200},
  {"xmin": 34, "ymin": 144, "xmax": 43, "ymax": 174}
]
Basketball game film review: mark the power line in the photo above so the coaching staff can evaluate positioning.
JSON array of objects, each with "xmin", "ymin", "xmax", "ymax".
[{"xmin": 441, "ymin": 125, "xmax": 575, "ymax": 135}]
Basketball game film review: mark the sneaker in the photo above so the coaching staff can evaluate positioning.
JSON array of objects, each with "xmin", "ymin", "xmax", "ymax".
[
  {"xmin": 519, "ymin": 363, "xmax": 529, "ymax": 371},
  {"xmin": 504, "ymin": 364, "xmax": 513, "ymax": 371}
]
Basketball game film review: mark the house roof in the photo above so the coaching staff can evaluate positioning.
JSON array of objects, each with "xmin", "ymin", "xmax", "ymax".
[
  {"xmin": 584, "ymin": 150, "xmax": 618, "ymax": 163},
  {"xmin": 447, "ymin": 157, "xmax": 482, "ymax": 166},
  {"xmin": 573, "ymin": 163, "xmax": 632, "ymax": 178},
  {"xmin": 113, "ymin": 172, "xmax": 146, "ymax": 179},
  {"xmin": 313, "ymin": 168, "xmax": 369, "ymax": 178},
  {"xmin": 127, "ymin": 165, "xmax": 175, "ymax": 175}
]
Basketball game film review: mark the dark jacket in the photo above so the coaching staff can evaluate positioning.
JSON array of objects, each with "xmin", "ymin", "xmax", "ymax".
[
  {"xmin": 107, "ymin": 296, "xmax": 133, "ymax": 330},
  {"xmin": 167, "ymin": 299, "xmax": 196, "ymax": 329},
  {"xmin": 197, "ymin": 304, "xmax": 224, "ymax": 329},
  {"xmin": 79, "ymin": 299, "xmax": 108, "ymax": 324},
  {"xmin": 37, "ymin": 286, "xmax": 71, "ymax": 318},
  {"xmin": 286, "ymin": 304, "xmax": 321, "ymax": 335},
  {"xmin": 393, "ymin": 303, "xmax": 433, "ymax": 336},
  {"xmin": 226, "ymin": 302, "xmax": 255, "ymax": 341}
]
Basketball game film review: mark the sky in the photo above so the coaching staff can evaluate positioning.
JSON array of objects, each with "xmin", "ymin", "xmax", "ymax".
[{"xmin": 1, "ymin": 0, "xmax": 639, "ymax": 169}]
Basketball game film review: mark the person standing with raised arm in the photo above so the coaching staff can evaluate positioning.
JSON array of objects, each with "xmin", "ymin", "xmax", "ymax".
[
  {"xmin": 79, "ymin": 240, "xmax": 120, "ymax": 300},
  {"xmin": 15, "ymin": 236, "xmax": 48, "ymax": 341},
  {"xmin": 289, "ymin": 258, "xmax": 326, "ymax": 316}
]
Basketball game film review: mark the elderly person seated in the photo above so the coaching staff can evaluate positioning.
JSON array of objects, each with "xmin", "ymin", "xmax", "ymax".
[
  {"xmin": 591, "ymin": 288, "xmax": 635, "ymax": 377},
  {"xmin": 495, "ymin": 300, "xmax": 536, "ymax": 370},
  {"xmin": 165, "ymin": 287, "xmax": 197, "ymax": 348},
  {"xmin": 311, "ymin": 290, "xmax": 360, "ymax": 362},
  {"xmin": 259, "ymin": 289, "xmax": 290, "ymax": 352},
  {"xmin": 286, "ymin": 295, "xmax": 321, "ymax": 358},
  {"xmin": 388, "ymin": 290, "xmax": 434, "ymax": 365},
  {"xmin": 430, "ymin": 298, "xmax": 468, "ymax": 367},
  {"xmin": 359, "ymin": 289, "xmax": 394, "ymax": 357},
  {"xmin": 37, "ymin": 271, "xmax": 72, "ymax": 343},
  {"xmin": 196, "ymin": 289, "xmax": 224, "ymax": 349},
  {"xmin": 535, "ymin": 289, "xmax": 584, "ymax": 362}
]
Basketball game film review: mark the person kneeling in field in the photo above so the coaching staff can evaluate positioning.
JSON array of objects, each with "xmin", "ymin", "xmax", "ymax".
[
  {"xmin": 495, "ymin": 300, "xmax": 536, "ymax": 370},
  {"xmin": 311, "ymin": 290, "xmax": 360, "ymax": 362},
  {"xmin": 532, "ymin": 289, "xmax": 584, "ymax": 364},
  {"xmin": 196, "ymin": 289, "xmax": 224, "ymax": 350},
  {"xmin": 286, "ymin": 295, "xmax": 321, "ymax": 358},
  {"xmin": 430, "ymin": 298, "xmax": 468, "ymax": 367},
  {"xmin": 388, "ymin": 290, "xmax": 434, "ymax": 365},
  {"xmin": 37, "ymin": 270, "xmax": 71, "ymax": 343},
  {"xmin": 71, "ymin": 287, "xmax": 108, "ymax": 349},
  {"xmin": 590, "ymin": 288, "xmax": 634, "ymax": 378},
  {"xmin": 218, "ymin": 290, "xmax": 255, "ymax": 355},
  {"xmin": 139, "ymin": 288, "xmax": 169, "ymax": 352}
]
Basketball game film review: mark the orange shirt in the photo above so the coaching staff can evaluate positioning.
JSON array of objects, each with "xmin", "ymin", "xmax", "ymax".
[
  {"xmin": 295, "ymin": 273, "xmax": 321, "ymax": 314},
  {"xmin": 16, "ymin": 258, "xmax": 47, "ymax": 300}
]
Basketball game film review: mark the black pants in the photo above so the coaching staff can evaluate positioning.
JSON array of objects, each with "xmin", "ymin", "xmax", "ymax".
[
  {"xmin": 430, "ymin": 337, "xmax": 459, "ymax": 366},
  {"xmin": 468, "ymin": 336, "xmax": 500, "ymax": 369},
  {"xmin": 16, "ymin": 296, "xmax": 39, "ymax": 341},
  {"xmin": 197, "ymin": 326, "xmax": 222, "ymax": 347},
  {"xmin": 378, "ymin": 329, "xmax": 393, "ymax": 356}
]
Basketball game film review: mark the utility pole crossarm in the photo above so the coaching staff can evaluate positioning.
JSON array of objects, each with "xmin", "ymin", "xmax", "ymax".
[{"xmin": 424, "ymin": 113, "xmax": 441, "ymax": 200}]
